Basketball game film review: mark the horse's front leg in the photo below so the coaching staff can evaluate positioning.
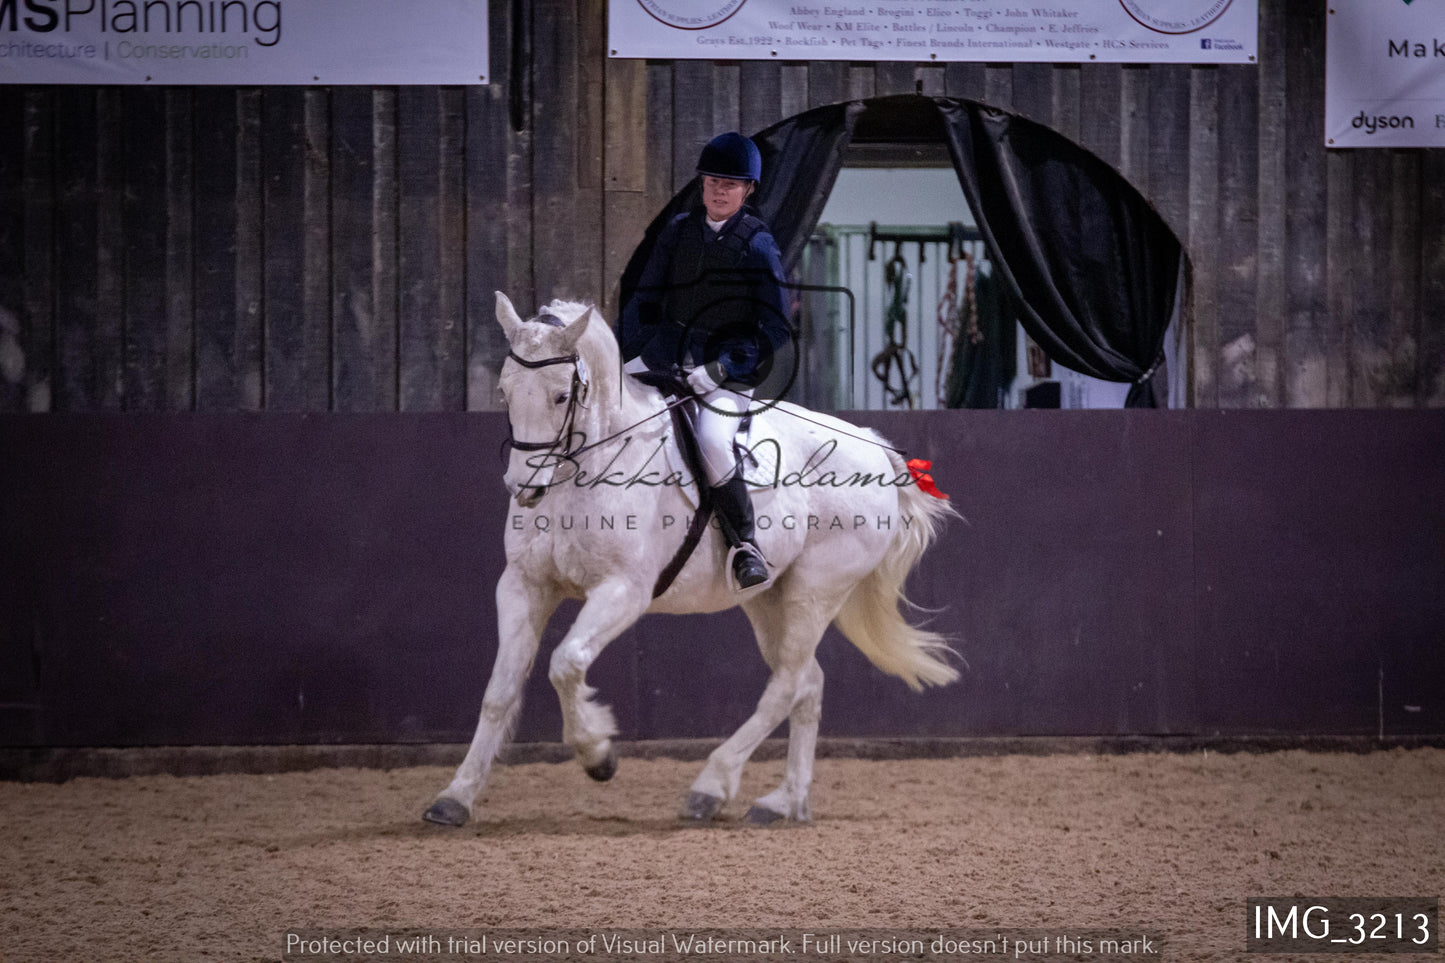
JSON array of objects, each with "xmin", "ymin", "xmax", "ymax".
[
  {"xmin": 548, "ymin": 578, "xmax": 651, "ymax": 780},
  {"xmin": 424, "ymin": 566, "xmax": 557, "ymax": 827}
]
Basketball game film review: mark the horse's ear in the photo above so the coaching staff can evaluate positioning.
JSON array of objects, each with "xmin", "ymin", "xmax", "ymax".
[
  {"xmin": 557, "ymin": 305, "xmax": 594, "ymax": 352},
  {"xmin": 495, "ymin": 291, "xmax": 524, "ymax": 342}
]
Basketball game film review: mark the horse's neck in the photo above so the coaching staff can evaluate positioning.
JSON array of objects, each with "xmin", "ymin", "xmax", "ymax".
[
  {"xmin": 581, "ymin": 371, "xmax": 670, "ymax": 455},
  {"xmin": 614, "ymin": 372, "xmax": 667, "ymax": 428}
]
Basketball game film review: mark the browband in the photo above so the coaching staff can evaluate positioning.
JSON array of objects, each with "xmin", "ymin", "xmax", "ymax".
[{"xmin": 507, "ymin": 350, "xmax": 578, "ymax": 369}]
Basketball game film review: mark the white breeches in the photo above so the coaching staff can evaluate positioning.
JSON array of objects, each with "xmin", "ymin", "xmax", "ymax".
[{"xmin": 695, "ymin": 386, "xmax": 752, "ymax": 486}]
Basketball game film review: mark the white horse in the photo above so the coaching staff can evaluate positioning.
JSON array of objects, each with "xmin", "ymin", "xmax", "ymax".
[{"xmin": 423, "ymin": 293, "xmax": 958, "ymax": 827}]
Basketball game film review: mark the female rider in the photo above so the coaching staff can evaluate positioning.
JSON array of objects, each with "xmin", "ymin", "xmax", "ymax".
[{"xmin": 618, "ymin": 132, "xmax": 792, "ymax": 590}]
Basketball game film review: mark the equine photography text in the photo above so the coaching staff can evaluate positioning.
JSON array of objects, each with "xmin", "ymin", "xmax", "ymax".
[{"xmin": 510, "ymin": 512, "xmax": 919, "ymax": 533}]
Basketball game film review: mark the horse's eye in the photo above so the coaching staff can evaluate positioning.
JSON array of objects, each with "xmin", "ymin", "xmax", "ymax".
[{"xmin": 554, "ymin": 393, "xmax": 569, "ymax": 405}]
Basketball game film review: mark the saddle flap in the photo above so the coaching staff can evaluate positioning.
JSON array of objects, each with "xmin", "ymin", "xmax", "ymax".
[{"xmin": 733, "ymin": 417, "xmax": 780, "ymax": 490}]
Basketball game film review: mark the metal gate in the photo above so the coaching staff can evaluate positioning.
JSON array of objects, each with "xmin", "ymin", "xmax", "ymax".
[{"xmin": 798, "ymin": 223, "xmax": 990, "ymax": 411}]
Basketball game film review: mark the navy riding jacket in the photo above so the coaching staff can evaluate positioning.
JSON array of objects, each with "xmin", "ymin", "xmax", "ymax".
[{"xmin": 617, "ymin": 206, "xmax": 791, "ymax": 388}]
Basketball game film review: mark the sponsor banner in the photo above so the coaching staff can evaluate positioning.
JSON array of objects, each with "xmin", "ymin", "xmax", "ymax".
[
  {"xmin": 1326, "ymin": 1, "xmax": 1445, "ymax": 148},
  {"xmin": 0, "ymin": 0, "xmax": 488, "ymax": 85},
  {"xmin": 610, "ymin": 0, "xmax": 1256, "ymax": 64}
]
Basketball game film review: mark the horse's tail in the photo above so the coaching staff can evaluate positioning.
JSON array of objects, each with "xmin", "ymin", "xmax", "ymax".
[{"xmin": 832, "ymin": 448, "xmax": 960, "ymax": 691}]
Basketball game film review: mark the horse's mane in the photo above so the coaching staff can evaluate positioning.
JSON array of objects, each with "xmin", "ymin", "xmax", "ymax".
[
  {"xmin": 534, "ymin": 299, "xmax": 593, "ymax": 323},
  {"xmin": 507, "ymin": 300, "xmax": 597, "ymax": 353}
]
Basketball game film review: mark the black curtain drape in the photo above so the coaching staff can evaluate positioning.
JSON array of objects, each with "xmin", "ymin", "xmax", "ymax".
[
  {"xmin": 617, "ymin": 102, "xmax": 862, "ymax": 316},
  {"xmin": 618, "ymin": 96, "xmax": 1183, "ymax": 409},
  {"xmin": 936, "ymin": 98, "xmax": 1181, "ymax": 407}
]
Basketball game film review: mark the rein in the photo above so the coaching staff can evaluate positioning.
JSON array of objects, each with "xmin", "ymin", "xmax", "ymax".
[
  {"xmin": 503, "ymin": 346, "xmax": 712, "ymax": 596},
  {"xmin": 507, "ymin": 344, "xmax": 911, "ymax": 476},
  {"xmin": 569, "ymin": 395, "xmax": 692, "ymax": 459},
  {"xmin": 503, "ymin": 348, "xmax": 691, "ymax": 465},
  {"xmin": 505, "ymin": 351, "xmax": 913, "ymax": 506},
  {"xmin": 503, "ymin": 344, "xmax": 943, "ymax": 594}
]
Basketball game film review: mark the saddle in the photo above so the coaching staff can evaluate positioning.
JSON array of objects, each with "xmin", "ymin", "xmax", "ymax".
[
  {"xmin": 628, "ymin": 367, "xmax": 708, "ymax": 486},
  {"xmin": 627, "ymin": 367, "xmax": 776, "ymax": 597}
]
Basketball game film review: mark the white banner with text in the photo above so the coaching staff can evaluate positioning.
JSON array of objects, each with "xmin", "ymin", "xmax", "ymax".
[
  {"xmin": 1326, "ymin": 0, "xmax": 1445, "ymax": 148},
  {"xmin": 0, "ymin": 0, "xmax": 488, "ymax": 85},
  {"xmin": 610, "ymin": 0, "xmax": 1257, "ymax": 64}
]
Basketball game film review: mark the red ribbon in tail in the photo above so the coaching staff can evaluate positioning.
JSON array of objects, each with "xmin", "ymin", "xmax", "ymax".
[{"xmin": 906, "ymin": 458, "xmax": 949, "ymax": 500}]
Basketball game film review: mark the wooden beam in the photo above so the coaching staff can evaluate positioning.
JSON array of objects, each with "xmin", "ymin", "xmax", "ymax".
[
  {"xmin": 53, "ymin": 89, "xmax": 104, "ymax": 410},
  {"xmin": 0, "ymin": 89, "xmax": 26, "ymax": 412},
  {"xmin": 122, "ymin": 89, "xmax": 169, "ymax": 411},
  {"xmin": 1215, "ymin": 65, "xmax": 1260, "ymax": 409},
  {"xmin": 1420, "ymin": 150, "xmax": 1445, "ymax": 407},
  {"xmin": 1254, "ymin": 0, "xmax": 1287, "ymax": 407},
  {"xmin": 1282, "ymin": 5, "xmax": 1328, "ymax": 408},
  {"xmin": 1186, "ymin": 68, "xmax": 1219, "ymax": 408}
]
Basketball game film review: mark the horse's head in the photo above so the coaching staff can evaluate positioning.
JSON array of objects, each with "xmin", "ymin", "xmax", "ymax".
[{"xmin": 496, "ymin": 292, "xmax": 599, "ymax": 507}]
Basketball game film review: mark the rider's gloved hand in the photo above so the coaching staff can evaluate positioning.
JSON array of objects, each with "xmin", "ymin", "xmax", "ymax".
[{"xmin": 687, "ymin": 364, "xmax": 720, "ymax": 397}]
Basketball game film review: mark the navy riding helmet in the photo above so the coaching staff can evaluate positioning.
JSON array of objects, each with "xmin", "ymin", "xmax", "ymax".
[{"xmin": 697, "ymin": 132, "xmax": 762, "ymax": 183}]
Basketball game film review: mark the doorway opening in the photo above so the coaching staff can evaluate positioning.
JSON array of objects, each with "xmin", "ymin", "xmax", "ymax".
[{"xmin": 620, "ymin": 95, "xmax": 1188, "ymax": 412}]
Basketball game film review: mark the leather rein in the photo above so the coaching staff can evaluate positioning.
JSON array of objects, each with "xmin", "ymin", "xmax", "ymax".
[
  {"xmin": 503, "ymin": 349, "xmax": 689, "ymax": 462},
  {"xmin": 502, "ymin": 348, "xmax": 703, "ymax": 599}
]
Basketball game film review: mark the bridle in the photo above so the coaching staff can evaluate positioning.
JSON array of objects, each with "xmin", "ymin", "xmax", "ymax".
[{"xmin": 502, "ymin": 348, "xmax": 589, "ymax": 460}]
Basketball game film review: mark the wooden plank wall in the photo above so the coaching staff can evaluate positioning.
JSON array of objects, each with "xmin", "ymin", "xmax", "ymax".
[{"xmin": 0, "ymin": 0, "xmax": 1439, "ymax": 413}]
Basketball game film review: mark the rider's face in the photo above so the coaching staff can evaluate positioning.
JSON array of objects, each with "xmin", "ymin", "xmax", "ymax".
[{"xmin": 702, "ymin": 175, "xmax": 752, "ymax": 223}]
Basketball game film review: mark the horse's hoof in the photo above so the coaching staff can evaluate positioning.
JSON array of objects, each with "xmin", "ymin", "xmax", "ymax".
[
  {"xmin": 744, "ymin": 804, "xmax": 788, "ymax": 826},
  {"xmin": 680, "ymin": 791, "xmax": 724, "ymax": 822},
  {"xmin": 422, "ymin": 797, "xmax": 470, "ymax": 827},
  {"xmin": 584, "ymin": 747, "xmax": 618, "ymax": 783}
]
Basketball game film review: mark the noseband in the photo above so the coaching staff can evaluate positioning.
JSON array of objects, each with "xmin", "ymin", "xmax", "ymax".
[{"xmin": 503, "ymin": 349, "xmax": 587, "ymax": 459}]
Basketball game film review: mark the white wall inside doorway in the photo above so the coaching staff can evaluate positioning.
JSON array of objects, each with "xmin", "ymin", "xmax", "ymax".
[
  {"xmin": 813, "ymin": 166, "xmax": 1171, "ymax": 410},
  {"xmin": 820, "ymin": 168, "xmax": 973, "ymax": 228}
]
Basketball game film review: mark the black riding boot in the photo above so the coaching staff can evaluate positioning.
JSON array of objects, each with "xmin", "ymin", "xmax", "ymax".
[{"xmin": 710, "ymin": 475, "xmax": 770, "ymax": 589}]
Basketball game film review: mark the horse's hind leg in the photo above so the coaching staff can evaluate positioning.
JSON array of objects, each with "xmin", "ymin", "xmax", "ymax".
[
  {"xmin": 682, "ymin": 588, "xmax": 833, "ymax": 823},
  {"xmin": 548, "ymin": 578, "xmax": 650, "ymax": 779},
  {"xmin": 746, "ymin": 655, "xmax": 823, "ymax": 824},
  {"xmin": 424, "ymin": 568, "xmax": 556, "ymax": 827}
]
